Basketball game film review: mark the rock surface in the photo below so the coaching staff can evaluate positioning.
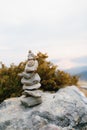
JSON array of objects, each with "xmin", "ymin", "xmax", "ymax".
[{"xmin": 0, "ymin": 86, "xmax": 87, "ymax": 130}]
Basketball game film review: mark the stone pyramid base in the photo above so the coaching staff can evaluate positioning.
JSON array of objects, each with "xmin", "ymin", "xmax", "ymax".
[{"xmin": 21, "ymin": 96, "xmax": 42, "ymax": 107}]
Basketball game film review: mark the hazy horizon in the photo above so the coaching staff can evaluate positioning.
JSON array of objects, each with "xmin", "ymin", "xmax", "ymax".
[{"xmin": 0, "ymin": 0, "xmax": 87, "ymax": 69}]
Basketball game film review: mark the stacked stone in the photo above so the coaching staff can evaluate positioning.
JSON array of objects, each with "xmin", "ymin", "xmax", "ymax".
[{"xmin": 19, "ymin": 50, "xmax": 42, "ymax": 107}]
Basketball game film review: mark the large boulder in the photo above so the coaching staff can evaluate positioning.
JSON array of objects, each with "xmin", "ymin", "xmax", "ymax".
[{"xmin": 0, "ymin": 86, "xmax": 87, "ymax": 130}]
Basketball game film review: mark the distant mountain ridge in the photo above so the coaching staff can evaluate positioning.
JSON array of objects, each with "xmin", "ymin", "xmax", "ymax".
[
  {"xmin": 78, "ymin": 71, "xmax": 87, "ymax": 81},
  {"xmin": 65, "ymin": 66, "xmax": 87, "ymax": 81},
  {"xmin": 65, "ymin": 66, "xmax": 87, "ymax": 75}
]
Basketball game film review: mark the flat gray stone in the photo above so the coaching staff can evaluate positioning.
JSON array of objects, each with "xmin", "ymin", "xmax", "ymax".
[
  {"xmin": 21, "ymin": 96, "xmax": 42, "ymax": 107},
  {"xmin": 22, "ymin": 90, "xmax": 41, "ymax": 97},
  {"xmin": 21, "ymin": 73, "xmax": 41, "ymax": 85},
  {"xmin": 23, "ymin": 83, "xmax": 41, "ymax": 90},
  {"xmin": 18, "ymin": 72, "xmax": 34, "ymax": 79},
  {"xmin": 25, "ymin": 60, "xmax": 38, "ymax": 72},
  {"xmin": 28, "ymin": 50, "xmax": 35, "ymax": 60}
]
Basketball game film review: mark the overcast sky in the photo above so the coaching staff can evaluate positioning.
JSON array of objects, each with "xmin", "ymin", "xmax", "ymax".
[{"xmin": 0, "ymin": 0, "xmax": 87, "ymax": 69}]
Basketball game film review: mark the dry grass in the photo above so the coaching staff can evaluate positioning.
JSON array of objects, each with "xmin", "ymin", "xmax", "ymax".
[
  {"xmin": 78, "ymin": 87, "xmax": 87, "ymax": 97},
  {"xmin": 78, "ymin": 80, "xmax": 87, "ymax": 86},
  {"xmin": 77, "ymin": 80, "xmax": 87, "ymax": 97}
]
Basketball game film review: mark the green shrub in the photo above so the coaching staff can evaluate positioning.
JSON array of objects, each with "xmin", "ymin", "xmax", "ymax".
[{"xmin": 37, "ymin": 52, "xmax": 78, "ymax": 91}]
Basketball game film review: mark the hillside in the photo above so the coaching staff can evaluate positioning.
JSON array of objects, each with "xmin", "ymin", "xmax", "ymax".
[
  {"xmin": 65, "ymin": 66, "xmax": 87, "ymax": 81},
  {"xmin": 65, "ymin": 66, "xmax": 87, "ymax": 75},
  {"xmin": 78, "ymin": 71, "xmax": 87, "ymax": 81}
]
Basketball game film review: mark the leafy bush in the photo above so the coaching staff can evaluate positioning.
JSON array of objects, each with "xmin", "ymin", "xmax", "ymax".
[
  {"xmin": 0, "ymin": 62, "xmax": 25, "ymax": 102},
  {"xmin": 0, "ymin": 52, "xmax": 78, "ymax": 102},
  {"xmin": 36, "ymin": 52, "xmax": 78, "ymax": 91}
]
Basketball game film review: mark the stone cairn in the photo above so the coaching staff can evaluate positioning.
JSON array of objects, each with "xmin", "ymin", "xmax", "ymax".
[{"xmin": 19, "ymin": 50, "xmax": 42, "ymax": 107}]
